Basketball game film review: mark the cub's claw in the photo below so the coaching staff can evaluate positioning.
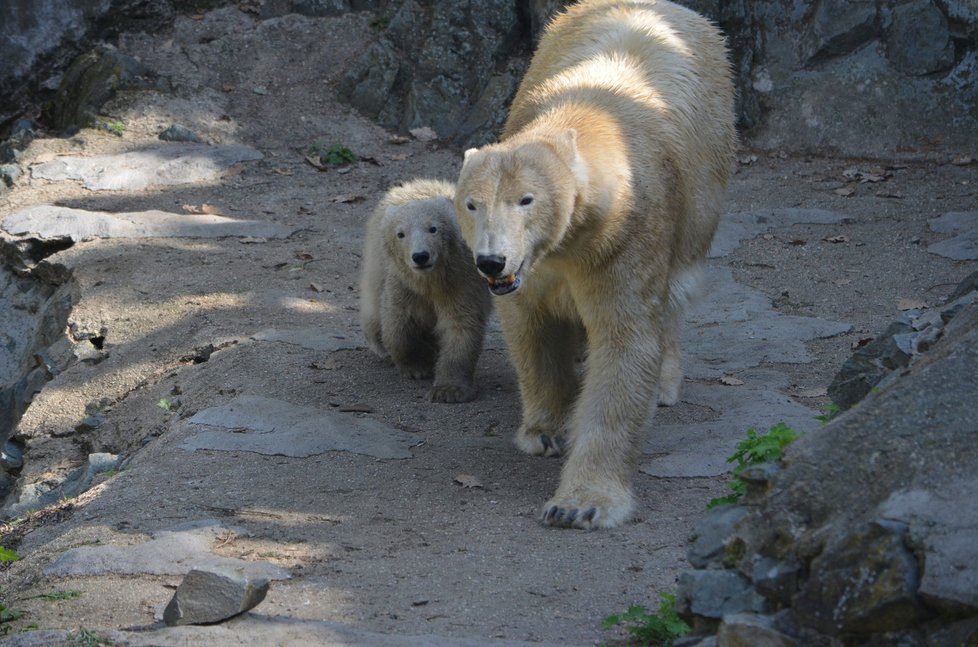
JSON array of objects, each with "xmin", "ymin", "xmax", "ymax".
[
  {"xmin": 428, "ymin": 383, "xmax": 476, "ymax": 403},
  {"xmin": 515, "ymin": 425, "xmax": 566, "ymax": 457}
]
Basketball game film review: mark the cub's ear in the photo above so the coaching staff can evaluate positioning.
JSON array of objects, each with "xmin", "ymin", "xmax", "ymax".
[{"xmin": 463, "ymin": 147, "xmax": 479, "ymax": 161}]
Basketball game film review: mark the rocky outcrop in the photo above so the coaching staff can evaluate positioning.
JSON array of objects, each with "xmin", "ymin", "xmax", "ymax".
[
  {"xmin": 677, "ymin": 273, "xmax": 978, "ymax": 645},
  {"xmin": 0, "ymin": 240, "xmax": 78, "ymax": 500},
  {"xmin": 336, "ymin": 0, "xmax": 527, "ymax": 146}
]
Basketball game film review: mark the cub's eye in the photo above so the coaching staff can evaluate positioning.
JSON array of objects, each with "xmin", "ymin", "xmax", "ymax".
[
  {"xmin": 396, "ymin": 232, "xmax": 405, "ymax": 239},
  {"xmin": 465, "ymin": 200, "xmax": 476, "ymax": 212},
  {"xmin": 428, "ymin": 226, "xmax": 437, "ymax": 234},
  {"xmin": 519, "ymin": 194, "xmax": 534, "ymax": 206}
]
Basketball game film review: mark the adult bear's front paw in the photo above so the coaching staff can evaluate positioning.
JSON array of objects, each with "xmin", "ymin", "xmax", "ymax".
[
  {"xmin": 428, "ymin": 383, "xmax": 476, "ymax": 403},
  {"xmin": 515, "ymin": 424, "xmax": 566, "ymax": 457},
  {"xmin": 541, "ymin": 486, "xmax": 635, "ymax": 529}
]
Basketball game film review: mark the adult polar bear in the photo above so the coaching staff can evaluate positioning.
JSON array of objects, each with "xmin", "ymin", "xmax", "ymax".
[{"xmin": 455, "ymin": 0, "xmax": 736, "ymax": 529}]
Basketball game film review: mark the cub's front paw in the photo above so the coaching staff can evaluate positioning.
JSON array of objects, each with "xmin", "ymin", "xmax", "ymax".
[
  {"xmin": 514, "ymin": 424, "xmax": 566, "ymax": 457},
  {"xmin": 541, "ymin": 486, "xmax": 634, "ymax": 529},
  {"xmin": 428, "ymin": 383, "xmax": 476, "ymax": 403},
  {"xmin": 398, "ymin": 365, "xmax": 433, "ymax": 380}
]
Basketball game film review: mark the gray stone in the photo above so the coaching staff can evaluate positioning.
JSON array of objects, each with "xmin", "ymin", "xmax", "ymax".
[
  {"xmin": 827, "ymin": 319, "xmax": 912, "ymax": 409},
  {"xmin": 688, "ymin": 505, "xmax": 747, "ymax": 569},
  {"xmin": 260, "ymin": 0, "xmax": 353, "ymax": 18},
  {"xmin": 928, "ymin": 211, "xmax": 977, "ymax": 235},
  {"xmin": 2, "ymin": 452, "xmax": 120, "ymax": 518},
  {"xmin": 44, "ymin": 518, "xmax": 290, "ymax": 579},
  {"xmin": 885, "ymin": 0, "xmax": 955, "ymax": 76},
  {"xmin": 338, "ymin": 0, "xmax": 522, "ymax": 146},
  {"xmin": 0, "ymin": 440, "xmax": 24, "ymax": 471},
  {"xmin": 251, "ymin": 328, "xmax": 359, "ymax": 352},
  {"xmin": 709, "ymin": 209, "xmax": 848, "ymax": 259},
  {"xmin": 163, "ymin": 563, "xmax": 270, "ymax": 626},
  {"xmin": 928, "ymin": 229, "xmax": 978, "ymax": 260},
  {"xmin": 49, "ymin": 44, "xmax": 151, "ymax": 131},
  {"xmin": 158, "ymin": 124, "xmax": 201, "ymax": 143},
  {"xmin": 716, "ymin": 613, "xmax": 798, "ymax": 647},
  {"xmin": 0, "ymin": 164, "xmax": 21, "ymax": 187},
  {"xmin": 807, "ymin": 0, "xmax": 878, "ymax": 65},
  {"xmin": 29, "ymin": 144, "xmax": 263, "ymax": 191},
  {"xmin": 182, "ymin": 395, "xmax": 418, "ymax": 459},
  {"xmin": 750, "ymin": 556, "xmax": 801, "ymax": 607},
  {"xmin": 794, "ymin": 521, "xmax": 924, "ymax": 635},
  {"xmin": 677, "ymin": 570, "xmax": 766, "ymax": 620},
  {"xmin": 3, "ymin": 205, "xmax": 294, "ymax": 241},
  {"xmin": 879, "ymin": 481, "xmax": 978, "ymax": 616}
]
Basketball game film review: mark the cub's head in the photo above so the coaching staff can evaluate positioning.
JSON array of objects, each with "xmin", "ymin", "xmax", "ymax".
[
  {"xmin": 382, "ymin": 196, "xmax": 458, "ymax": 274},
  {"xmin": 455, "ymin": 130, "xmax": 584, "ymax": 296}
]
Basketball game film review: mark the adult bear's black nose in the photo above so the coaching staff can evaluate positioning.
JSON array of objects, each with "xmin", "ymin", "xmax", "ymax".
[
  {"xmin": 476, "ymin": 254, "xmax": 506, "ymax": 276},
  {"xmin": 412, "ymin": 251, "xmax": 430, "ymax": 266}
]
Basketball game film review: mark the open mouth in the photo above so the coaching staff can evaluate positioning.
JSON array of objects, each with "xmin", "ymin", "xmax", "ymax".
[
  {"xmin": 412, "ymin": 264, "xmax": 434, "ymax": 272},
  {"xmin": 486, "ymin": 264, "xmax": 523, "ymax": 296}
]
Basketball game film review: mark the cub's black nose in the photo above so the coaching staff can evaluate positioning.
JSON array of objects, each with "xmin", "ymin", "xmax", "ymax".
[
  {"xmin": 476, "ymin": 254, "xmax": 506, "ymax": 276},
  {"xmin": 412, "ymin": 251, "xmax": 430, "ymax": 266}
]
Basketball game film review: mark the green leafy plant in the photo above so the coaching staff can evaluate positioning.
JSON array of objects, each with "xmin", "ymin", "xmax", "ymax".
[
  {"xmin": 815, "ymin": 403, "xmax": 842, "ymax": 424},
  {"xmin": 35, "ymin": 590, "xmax": 82, "ymax": 601},
  {"xmin": 309, "ymin": 142, "xmax": 357, "ymax": 166},
  {"xmin": 0, "ymin": 547, "xmax": 20, "ymax": 563},
  {"xmin": 157, "ymin": 398, "xmax": 173, "ymax": 412},
  {"xmin": 707, "ymin": 421, "xmax": 802, "ymax": 509},
  {"xmin": 602, "ymin": 592, "xmax": 689, "ymax": 646}
]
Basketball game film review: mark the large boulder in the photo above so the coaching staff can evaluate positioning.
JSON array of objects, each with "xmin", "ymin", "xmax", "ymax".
[{"xmin": 677, "ymin": 273, "xmax": 978, "ymax": 644}]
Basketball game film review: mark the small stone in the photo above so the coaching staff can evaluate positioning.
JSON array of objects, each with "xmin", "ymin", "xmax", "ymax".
[
  {"xmin": 688, "ymin": 505, "xmax": 747, "ymax": 569},
  {"xmin": 717, "ymin": 613, "xmax": 799, "ymax": 647},
  {"xmin": 0, "ymin": 440, "xmax": 24, "ymax": 471},
  {"xmin": 163, "ymin": 563, "xmax": 270, "ymax": 626},
  {"xmin": 677, "ymin": 570, "xmax": 766, "ymax": 621},
  {"xmin": 159, "ymin": 124, "xmax": 201, "ymax": 143},
  {"xmin": 0, "ymin": 163, "xmax": 21, "ymax": 187}
]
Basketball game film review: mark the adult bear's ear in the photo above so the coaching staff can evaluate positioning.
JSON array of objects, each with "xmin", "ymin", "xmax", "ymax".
[{"xmin": 554, "ymin": 129, "xmax": 587, "ymax": 186}]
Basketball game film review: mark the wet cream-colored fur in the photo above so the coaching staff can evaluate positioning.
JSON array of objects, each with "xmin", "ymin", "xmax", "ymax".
[
  {"xmin": 361, "ymin": 179, "xmax": 491, "ymax": 403},
  {"xmin": 454, "ymin": 0, "xmax": 736, "ymax": 527}
]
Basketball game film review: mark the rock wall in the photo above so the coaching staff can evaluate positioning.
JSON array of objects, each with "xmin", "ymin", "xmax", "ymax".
[
  {"xmin": 4, "ymin": 0, "xmax": 977, "ymax": 156},
  {"xmin": 676, "ymin": 273, "xmax": 978, "ymax": 646}
]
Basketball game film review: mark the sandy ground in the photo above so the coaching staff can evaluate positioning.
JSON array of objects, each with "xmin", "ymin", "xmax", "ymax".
[{"xmin": 0, "ymin": 6, "xmax": 976, "ymax": 646}]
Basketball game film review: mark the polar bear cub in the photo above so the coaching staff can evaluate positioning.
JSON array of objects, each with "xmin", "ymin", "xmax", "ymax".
[
  {"xmin": 455, "ymin": 0, "xmax": 737, "ymax": 527},
  {"xmin": 360, "ymin": 179, "xmax": 490, "ymax": 403}
]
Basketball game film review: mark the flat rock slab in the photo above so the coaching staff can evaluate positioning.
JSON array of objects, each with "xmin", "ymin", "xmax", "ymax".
[
  {"xmin": 6, "ymin": 617, "xmax": 573, "ymax": 647},
  {"xmin": 928, "ymin": 212, "xmax": 978, "ymax": 260},
  {"xmin": 182, "ymin": 395, "xmax": 417, "ymax": 459},
  {"xmin": 683, "ymin": 265, "xmax": 852, "ymax": 379},
  {"xmin": 252, "ymin": 328, "xmax": 359, "ymax": 352},
  {"xmin": 2, "ymin": 205, "xmax": 294, "ymax": 241},
  {"xmin": 641, "ymin": 370, "xmax": 822, "ymax": 478},
  {"xmin": 30, "ymin": 144, "xmax": 263, "ymax": 191},
  {"xmin": 43, "ymin": 519, "xmax": 289, "ymax": 580},
  {"xmin": 710, "ymin": 208, "xmax": 847, "ymax": 258}
]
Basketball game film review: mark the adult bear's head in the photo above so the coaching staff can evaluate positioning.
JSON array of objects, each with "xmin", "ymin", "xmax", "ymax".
[{"xmin": 455, "ymin": 129, "xmax": 585, "ymax": 296}]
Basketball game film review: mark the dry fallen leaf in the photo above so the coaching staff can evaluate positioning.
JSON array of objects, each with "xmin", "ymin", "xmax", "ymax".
[
  {"xmin": 795, "ymin": 387, "xmax": 828, "ymax": 398},
  {"xmin": 310, "ymin": 359, "xmax": 341, "ymax": 370},
  {"xmin": 834, "ymin": 278, "xmax": 852, "ymax": 286},
  {"xmin": 737, "ymin": 154, "xmax": 758, "ymax": 165},
  {"xmin": 272, "ymin": 167, "xmax": 293, "ymax": 176},
  {"xmin": 720, "ymin": 376, "xmax": 744, "ymax": 386},
  {"xmin": 339, "ymin": 403, "xmax": 374, "ymax": 413},
  {"xmin": 295, "ymin": 252, "xmax": 315, "ymax": 261},
  {"xmin": 896, "ymin": 298, "xmax": 928, "ymax": 311},
  {"xmin": 222, "ymin": 83, "xmax": 235, "ymax": 93},
  {"xmin": 789, "ymin": 239, "xmax": 807, "ymax": 246},
  {"xmin": 330, "ymin": 194, "xmax": 366, "ymax": 204},
  {"xmin": 181, "ymin": 203, "xmax": 222, "ymax": 215},
  {"xmin": 454, "ymin": 474, "xmax": 484, "ymax": 489},
  {"xmin": 851, "ymin": 337, "xmax": 874, "ymax": 350},
  {"xmin": 388, "ymin": 153, "xmax": 410, "ymax": 162},
  {"xmin": 834, "ymin": 186, "xmax": 856, "ymax": 197},
  {"xmin": 824, "ymin": 235, "xmax": 849, "ymax": 243},
  {"xmin": 309, "ymin": 282, "xmax": 325, "ymax": 293},
  {"xmin": 238, "ymin": 237, "xmax": 268, "ymax": 244},
  {"xmin": 951, "ymin": 155, "xmax": 974, "ymax": 166},
  {"xmin": 304, "ymin": 154, "xmax": 327, "ymax": 171},
  {"xmin": 876, "ymin": 190, "xmax": 904, "ymax": 199},
  {"xmin": 388, "ymin": 134, "xmax": 411, "ymax": 145}
]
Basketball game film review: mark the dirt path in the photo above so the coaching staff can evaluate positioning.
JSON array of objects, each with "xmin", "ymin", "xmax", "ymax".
[{"xmin": 1, "ymin": 7, "xmax": 975, "ymax": 646}]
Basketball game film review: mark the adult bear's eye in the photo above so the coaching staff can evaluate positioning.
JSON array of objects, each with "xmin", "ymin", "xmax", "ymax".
[
  {"xmin": 519, "ymin": 194, "xmax": 534, "ymax": 206},
  {"xmin": 396, "ymin": 232, "xmax": 405, "ymax": 239},
  {"xmin": 428, "ymin": 226, "xmax": 437, "ymax": 234},
  {"xmin": 466, "ymin": 200, "xmax": 476, "ymax": 211}
]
